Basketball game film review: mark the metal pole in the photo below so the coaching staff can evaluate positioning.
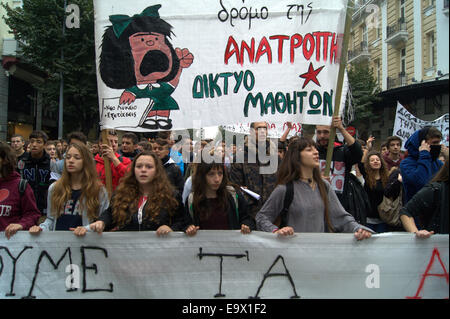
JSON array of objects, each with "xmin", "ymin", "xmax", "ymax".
[{"xmin": 58, "ymin": 0, "xmax": 67, "ymax": 139}]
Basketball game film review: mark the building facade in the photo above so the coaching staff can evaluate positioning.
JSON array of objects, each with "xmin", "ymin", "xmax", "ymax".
[
  {"xmin": 349, "ymin": 0, "xmax": 449, "ymax": 143},
  {"xmin": 0, "ymin": 0, "xmax": 57, "ymax": 142}
]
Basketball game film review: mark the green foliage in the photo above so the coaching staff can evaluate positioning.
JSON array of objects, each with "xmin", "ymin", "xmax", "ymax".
[
  {"xmin": 2, "ymin": 0, "xmax": 98, "ymax": 136},
  {"xmin": 347, "ymin": 61, "xmax": 382, "ymax": 126}
]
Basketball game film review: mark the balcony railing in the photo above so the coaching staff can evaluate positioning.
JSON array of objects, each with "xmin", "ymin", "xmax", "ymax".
[
  {"xmin": 348, "ymin": 41, "xmax": 371, "ymax": 63},
  {"xmin": 387, "ymin": 73, "xmax": 407, "ymax": 90},
  {"xmin": 386, "ymin": 18, "xmax": 408, "ymax": 48}
]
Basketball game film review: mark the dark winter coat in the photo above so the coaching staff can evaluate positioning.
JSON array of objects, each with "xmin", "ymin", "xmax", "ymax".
[
  {"xmin": 98, "ymin": 193, "xmax": 187, "ymax": 232},
  {"xmin": 400, "ymin": 181, "xmax": 448, "ymax": 234},
  {"xmin": 317, "ymin": 141, "xmax": 364, "ymax": 219},
  {"xmin": 400, "ymin": 129, "xmax": 443, "ymax": 203},
  {"xmin": 162, "ymin": 155, "xmax": 185, "ymax": 196},
  {"xmin": 229, "ymin": 138, "xmax": 278, "ymax": 218},
  {"xmin": 18, "ymin": 151, "xmax": 53, "ymax": 215}
]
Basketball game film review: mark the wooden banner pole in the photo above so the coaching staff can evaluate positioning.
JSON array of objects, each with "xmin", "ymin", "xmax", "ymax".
[
  {"xmin": 101, "ymin": 129, "xmax": 113, "ymax": 198},
  {"xmin": 323, "ymin": 2, "xmax": 354, "ymax": 178}
]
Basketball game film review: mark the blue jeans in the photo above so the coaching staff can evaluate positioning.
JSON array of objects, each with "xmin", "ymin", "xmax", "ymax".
[{"xmin": 367, "ymin": 223, "xmax": 388, "ymax": 233}]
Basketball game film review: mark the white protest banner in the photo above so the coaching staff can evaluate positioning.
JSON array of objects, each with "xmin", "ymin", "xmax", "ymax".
[
  {"xmin": 94, "ymin": 0, "xmax": 349, "ymax": 132},
  {"xmin": 222, "ymin": 121, "xmax": 302, "ymax": 139},
  {"xmin": 393, "ymin": 102, "xmax": 449, "ymax": 150},
  {"xmin": 222, "ymin": 71, "xmax": 349, "ymax": 138},
  {"xmin": 1, "ymin": 231, "xmax": 448, "ymax": 299}
]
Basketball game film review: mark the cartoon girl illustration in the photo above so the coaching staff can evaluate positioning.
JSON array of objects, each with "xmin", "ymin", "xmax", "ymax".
[{"xmin": 100, "ymin": 5, "xmax": 194, "ymax": 130}]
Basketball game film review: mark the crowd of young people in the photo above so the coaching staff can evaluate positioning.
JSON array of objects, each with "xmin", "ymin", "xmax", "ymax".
[{"xmin": 1, "ymin": 120, "xmax": 448, "ymax": 241}]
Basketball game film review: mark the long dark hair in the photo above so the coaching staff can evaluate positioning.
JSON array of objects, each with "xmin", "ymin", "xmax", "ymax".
[
  {"xmin": 276, "ymin": 137, "xmax": 334, "ymax": 232},
  {"xmin": 192, "ymin": 162, "xmax": 230, "ymax": 221},
  {"xmin": 364, "ymin": 151, "xmax": 389, "ymax": 189},
  {"xmin": 0, "ymin": 142, "xmax": 16, "ymax": 178}
]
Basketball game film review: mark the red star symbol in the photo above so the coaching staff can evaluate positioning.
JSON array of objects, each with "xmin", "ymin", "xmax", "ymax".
[{"xmin": 299, "ymin": 62, "xmax": 325, "ymax": 89}]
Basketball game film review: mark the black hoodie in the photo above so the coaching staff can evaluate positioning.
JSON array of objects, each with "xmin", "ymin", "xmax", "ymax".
[
  {"xmin": 317, "ymin": 141, "xmax": 364, "ymax": 216},
  {"xmin": 18, "ymin": 151, "xmax": 53, "ymax": 215}
]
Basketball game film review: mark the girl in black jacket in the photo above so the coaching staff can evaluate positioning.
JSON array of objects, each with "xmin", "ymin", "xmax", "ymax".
[
  {"xmin": 358, "ymin": 151, "xmax": 390, "ymax": 233},
  {"xmin": 90, "ymin": 151, "xmax": 187, "ymax": 234},
  {"xmin": 184, "ymin": 161, "xmax": 255, "ymax": 236}
]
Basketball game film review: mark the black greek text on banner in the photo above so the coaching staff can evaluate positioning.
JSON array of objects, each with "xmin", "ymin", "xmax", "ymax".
[{"xmin": 0, "ymin": 231, "xmax": 448, "ymax": 299}]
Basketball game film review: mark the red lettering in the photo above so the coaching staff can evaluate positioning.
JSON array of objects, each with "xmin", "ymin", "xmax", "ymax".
[
  {"xmin": 407, "ymin": 248, "xmax": 449, "ymax": 299},
  {"xmin": 290, "ymin": 34, "xmax": 303, "ymax": 63},
  {"xmin": 255, "ymin": 37, "xmax": 272, "ymax": 64},
  {"xmin": 330, "ymin": 33, "xmax": 342, "ymax": 64},
  {"xmin": 225, "ymin": 32, "xmax": 338, "ymax": 65},
  {"xmin": 224, "ymin": 36, "xmax": 240, "ymax": 65},
  {"xmin": 269, "ymin": 35, "xmax": 289, "ymax": 63},
  {"xmin": 240, "ymin": 38, "xmax": 255, "ymax": 65},
  {"xmin": 313, "ymin": 32, "xmax": 332, "ymax": 62},
  {"xmin": 321, "ymin": 32, "xmax": 332, "ymax": 62},
  {"xmin": 303, "ymin": 33, "xmax": 315, "ymax": 61}
]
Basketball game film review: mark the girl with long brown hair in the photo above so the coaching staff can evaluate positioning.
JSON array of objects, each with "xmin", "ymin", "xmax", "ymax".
[
  {"xmin": 29, "ymin": 142, "xmax": 109, "ymax": 236},
  {"xmin": 358, "ymin": 151, "xmax": 390, "ymax": 233},
  {"xmin": 184, "ymin": 161, "xmax": 255, "ymax": 236},
  {"xmin": 256, "ymin": 137, "xmax": 373, "ymax": 240},
  {"xmin": 89, "ymin": 151, "xmax": 187, "ymax": 234}
]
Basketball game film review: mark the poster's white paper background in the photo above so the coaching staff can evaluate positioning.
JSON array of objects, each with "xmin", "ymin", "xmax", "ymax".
[
  {"xmin": 393, "ymin": 101, "xmax": 449, "ymax": 150},
  {"xmin": 1, "ymin": 231, "xmax": 448, "ymax": 299},
  {"xmin": 94, "ymin": 0, "xmax": 348, "ymax": 131}
]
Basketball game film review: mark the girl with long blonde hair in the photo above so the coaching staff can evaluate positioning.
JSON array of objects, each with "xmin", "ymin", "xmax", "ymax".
[
  {"xmin": 89, "ymin": 151, "xmax": 187, "ymax": 234},
  {"xmin": 29, "ymin": 142, "xmax": 109, "ymax": 236}
]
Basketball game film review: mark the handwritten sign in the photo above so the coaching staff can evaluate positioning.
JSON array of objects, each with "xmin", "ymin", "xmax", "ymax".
[
  {"xmin": 94, "ymin": 0, "xmax": 349, "ymax": 132},
  {"xmin": 1, "ymin": 231, "xmax": 448, "ymax": 299},
  {"xmin": 393, "ymin": 102, "xmax": 449, "ymax": 150}
]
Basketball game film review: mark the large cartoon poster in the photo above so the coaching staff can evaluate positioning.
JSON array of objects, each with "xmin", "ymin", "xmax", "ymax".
[{"xmin": 94, "ymin": 0, "xmax": 349, "ymax": 132}]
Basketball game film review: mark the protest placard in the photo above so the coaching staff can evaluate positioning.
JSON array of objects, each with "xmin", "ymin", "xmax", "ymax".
[
  {"xmin": 94, "ymin": 0, "xmax": 349, "ymax": 132},
  {"xmin": 393, "ymin": 102, "xmax": 449, "ymax": 150},
  {"xmin": 1, "ymin": 231, "xmax": 448, "ymax": 299}
]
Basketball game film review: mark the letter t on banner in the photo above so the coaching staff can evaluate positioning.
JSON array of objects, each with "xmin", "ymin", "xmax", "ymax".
[{"xmin": 324, "ymin": 1, "xmax": 353, "ymax": 177}]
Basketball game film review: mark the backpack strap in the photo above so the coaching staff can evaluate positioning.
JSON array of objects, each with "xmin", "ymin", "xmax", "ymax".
[
  {"xmin": 187, "ymin": 192, "xmax": 194, "ymax": 220},
  {"xmin": 19, "ymin": 178, "xmax": 28, "ymax": 196},
  {"xmin": 279, "ymin": 181, "xmax": 294, "ymax": 228},
  {"xmin": 226, "ymin": 186, "xmax": 239, "ymax": 221}
]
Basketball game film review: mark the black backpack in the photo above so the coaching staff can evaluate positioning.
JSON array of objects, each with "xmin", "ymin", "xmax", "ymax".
[{"xmin": 275, "ymin": 181, "xmax": 294, "ymax": 228}]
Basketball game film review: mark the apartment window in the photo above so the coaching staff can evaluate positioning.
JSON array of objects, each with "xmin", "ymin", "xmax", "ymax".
[
  {"xmin": 427, "ymin": 32, "xmax": 436, "ymax": 68},
  {"xmin": 375, "ymin": 59, "xmax": 381, "ymax": 85},
  {"xmin": 377, "ymin": 20, "xmax": 382, "ymax": 39},
  {"xmin": 362, "ymin": 24, "xmax": 368, "ymax": 45},
  {"xmin": 400, "ymin": 48, "xmax": 406, "ymax": 74},
  {"xmin": 399, "ymin": 0, "xmax": 406, "ymax": 19}
]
